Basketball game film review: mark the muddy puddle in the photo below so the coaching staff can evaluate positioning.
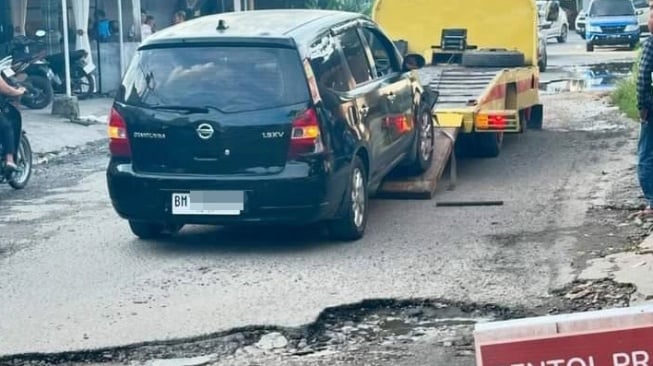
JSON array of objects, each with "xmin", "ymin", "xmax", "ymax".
[{"xmin": 540, "ymin": 62, "xmax": 634, "ymax": 93}]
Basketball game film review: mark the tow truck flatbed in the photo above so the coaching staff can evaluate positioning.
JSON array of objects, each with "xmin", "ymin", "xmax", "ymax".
[{"xmin": 372, "ymin": 0, "xmax": 543, "ymax": 200}]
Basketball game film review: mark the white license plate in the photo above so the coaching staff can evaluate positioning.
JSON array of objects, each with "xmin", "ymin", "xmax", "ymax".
[
  {"xmin": 1, "ymin": 67, "xmax": 15, "ymax": 78},
  {"xmin": 172, "ymin": 191, "xmax": 244, "ymax": 215},
  {"xmin": 83, "ymin": 64, "xmax": 95, "ymax": 74}
]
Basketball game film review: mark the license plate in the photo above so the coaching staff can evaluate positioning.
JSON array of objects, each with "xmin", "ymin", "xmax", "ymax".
[
  {"xmin": 1, "ymin": 67, "xmax": 15, "ymax": 78},
  {"xmin": 172, "ymin": 191, "xmax": 244, "ymax": 215},
  {"xmin": 83, "ymin": 64, "xmax": 95, "ymax": 74}
]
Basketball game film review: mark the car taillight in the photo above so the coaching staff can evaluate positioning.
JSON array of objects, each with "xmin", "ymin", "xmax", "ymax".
[
  {"xmin": 288, "ymin": 107, "xmax": 324, "ymax": 158},
  {"xmin": 108, "ymin": 107, "xmax": 131, "ymax": 158}
]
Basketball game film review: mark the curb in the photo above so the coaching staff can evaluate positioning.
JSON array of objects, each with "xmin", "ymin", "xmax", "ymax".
[{"xmin": 33, "ymin": 138, "xmax": 108, "ymax": 166}]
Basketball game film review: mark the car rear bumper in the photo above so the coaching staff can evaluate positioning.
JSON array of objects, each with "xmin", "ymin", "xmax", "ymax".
[
  {"xmin": 587, "ymin": 31, "xmax": 639, "ymax": 44},
  {"xmin": 107, "ymin": 160, "xmax": 341, "ymax": 225}
]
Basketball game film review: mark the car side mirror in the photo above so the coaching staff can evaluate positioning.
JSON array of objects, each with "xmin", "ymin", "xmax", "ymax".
[{"xmin": 403, "ymin": 53, "xmax": 426, "ymax": 71}]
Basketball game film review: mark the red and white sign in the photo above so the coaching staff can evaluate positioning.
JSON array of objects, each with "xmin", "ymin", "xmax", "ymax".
[{"xmin": 474, "ymin": 305, "xmax": 653, "ymax": 366}]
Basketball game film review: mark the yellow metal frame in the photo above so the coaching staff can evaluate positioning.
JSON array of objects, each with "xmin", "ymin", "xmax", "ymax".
[{"xmin": 372, "ymin": 0, "xmax": 541, "ymax": 134}]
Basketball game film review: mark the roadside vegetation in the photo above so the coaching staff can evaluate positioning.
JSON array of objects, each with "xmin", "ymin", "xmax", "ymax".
[
  {"xmin": 611, "ymin": 50, "xmax": 640, "ymax": 120},
  {"xmin": 305, "ymin": 0, "xmax": 372, "ymax": 15}
]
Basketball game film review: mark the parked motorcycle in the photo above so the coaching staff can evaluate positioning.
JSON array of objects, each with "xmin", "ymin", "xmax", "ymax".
[
  {"xmin": 9, "ymin": 30, "xmax": 54, "ymax": 109},
  {"xmin": 0, "ymin": 58, "xmax": 33, "ymax": 190},
  {"xmin": 45, "ymin": 49, "xmax": 95, "ymax": 100}
]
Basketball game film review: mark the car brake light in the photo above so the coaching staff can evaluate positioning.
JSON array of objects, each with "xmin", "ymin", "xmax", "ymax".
[
  {"xmin": 108, "ymin": 107, "xmax": 131, "ymax": 158},
  {"xmin": 288, "ymin": 107, "xmax": 324, "ymax": 158}
]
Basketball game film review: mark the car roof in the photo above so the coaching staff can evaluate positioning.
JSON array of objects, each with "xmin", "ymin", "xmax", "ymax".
[{"xmin": 142, "ymin": 9, "xmax": 367, "ymax": 50}]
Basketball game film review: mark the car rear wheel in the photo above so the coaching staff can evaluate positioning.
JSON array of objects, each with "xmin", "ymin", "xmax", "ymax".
[
  {"xmin": 586, "ymin": 43, "xmax": 594, "ymax": 52},
  {"xmin": 328, "ymin": 156, "xmax": 368, "ymax": 241},
  {"xmin": 557, "ymin": 25, "xmax": 568, "ymax": 43},
  {"xmin": 129, "ymin": 220, "xmax": 183, "ymax": 240}
]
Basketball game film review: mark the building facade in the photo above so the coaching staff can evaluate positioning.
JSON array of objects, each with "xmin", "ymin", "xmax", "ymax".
[{"xmin": 0, "ymin": 0, "xmax": 314, "ymax": 96}]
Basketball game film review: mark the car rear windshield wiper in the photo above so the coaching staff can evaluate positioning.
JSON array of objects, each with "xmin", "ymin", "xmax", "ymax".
[{"xmin": 149, "ymin": 105, "xmax": 223, "ymax": 113}]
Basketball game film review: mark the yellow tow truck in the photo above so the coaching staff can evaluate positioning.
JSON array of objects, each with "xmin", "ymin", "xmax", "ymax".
[{"xmin": 374, "ymin": 0, "xmax": 544, "ymax": 199}]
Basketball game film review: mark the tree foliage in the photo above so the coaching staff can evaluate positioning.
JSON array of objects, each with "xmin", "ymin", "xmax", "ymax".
[{"xmin": 305, "ymin": 0, "xmax": 372, "ymax": 15}]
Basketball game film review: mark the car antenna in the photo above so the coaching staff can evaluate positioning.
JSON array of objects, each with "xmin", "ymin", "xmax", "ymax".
[{"xmin": 217, "ymin": 19, "xmax": 228, "ymax": 31}]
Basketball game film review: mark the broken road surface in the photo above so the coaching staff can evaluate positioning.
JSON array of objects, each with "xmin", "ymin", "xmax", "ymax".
[{"xmin": 0, "ymin": 89, "xmax": 643, "ymax": 364}]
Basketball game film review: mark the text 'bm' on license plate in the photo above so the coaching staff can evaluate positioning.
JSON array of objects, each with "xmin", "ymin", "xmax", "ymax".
[{"xmin": 172, "ymin": 191, "xmax": 244, "ymax": 215}]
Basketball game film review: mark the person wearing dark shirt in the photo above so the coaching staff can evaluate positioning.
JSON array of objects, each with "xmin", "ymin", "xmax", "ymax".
[{"xmin": 636, "ymin": 0, "xmax": 653, "ymax": 216}]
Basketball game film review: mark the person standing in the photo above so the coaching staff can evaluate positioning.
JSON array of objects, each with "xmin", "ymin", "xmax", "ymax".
[
  {"xmin": 636, "ymin": 1, "xmax": 653, "ymax": 217},
  {"xmin": 172, "ymin": 11, "xmax": 186, "ymax": 25},
  {"xmin": 177, "ymin": 0, "xmax": 203, "ymax": 20},
  {"xmin": 141, "ymin": 15, "xmax": 155, "ymax": 40}
]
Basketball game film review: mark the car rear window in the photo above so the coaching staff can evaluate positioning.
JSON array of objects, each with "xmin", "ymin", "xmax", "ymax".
[
  {"xmin": 589, "ymin": 0, "xmax": 635, "ymax": 16},
  {"xmin": 117, "ymin": 45, "xmax": 310, "ymax": 113}
]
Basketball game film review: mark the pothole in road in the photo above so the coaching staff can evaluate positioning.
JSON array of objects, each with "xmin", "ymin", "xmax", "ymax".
[
  {"xmin": 540, "ymin": 62, "xmax": 633, "ymax": 93},
  {"xmin": 3, "ymin": 285, "xmax": 638, "ymax": 366}
]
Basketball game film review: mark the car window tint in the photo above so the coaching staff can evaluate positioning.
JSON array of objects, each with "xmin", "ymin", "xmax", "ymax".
[
  {"xmin": 633, "ymin": 0, "xmax": 647, "ymax": 8},
  {"xmin": 117, "ymin": 46, "xmax": 309, "ymax": 113},
  {"xmin": 309, "ymin": 34, "xmax": 352, "ymax": 92},
  {"xmin": 336, "ymin": 28, "xmax": 373, "ymax": 85},
  {"xmin": 359, "ymin": 27, "xmax": 399, "ymax": 78},
  {"xmin": 589, "ymin": 0, "xmax": 635, "ymax": 16}
]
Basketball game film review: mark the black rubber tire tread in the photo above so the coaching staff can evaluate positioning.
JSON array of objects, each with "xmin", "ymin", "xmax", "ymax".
[
  {"xmin": 528, "ymin": 104, "xmax": 544, "ymax": 130},
  {"xmin": 73, "ymin": 68, "xmax": 95, "ymax": 100},
  {"xmin": 328, "ymin": 156, "xmax": 368, "ymax": 241},
  {"xmin": 21, "ymin": 75, "xmax": 52, "ymax": 109},
  {"xmin": 8, "ymin": 134, "xmax": 32, "ymax": 190},
  {"xmin": 461, "ymin": 49, "xmax": 525, "ymax": 68},
  {"xmin": 404, "ymin": 99, "xmax": 435, "ymax": 175},
  {"xmin": 473, "ymin": 132, "xmax": 503, "ymax": 158},
  {"xmin": 129, "ymin": 220, "xmax": 166, "ymax": 240}
]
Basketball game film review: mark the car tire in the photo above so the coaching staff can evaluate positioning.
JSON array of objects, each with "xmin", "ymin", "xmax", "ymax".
[
  {"xmin": 461, "ymin": 49, "xmax": 525, "ymax": 68},
  {"xmin": 473, "ymin": 132, "xmax": 503, "ymax": 158},
  {"xmin": 128, "ymin": 220, "xmax": 183, "ymax": 240},
  {"xmin": 404, "ymin": 99, "xmax": 435, "ymax": 175},
  {"xmin": 557, "ymin": 25, "xmax": 568, "ymax": 43},
  {"xmin": 328, "ymin": 156, "xmax": 368, "ymax": 241},
  {"xmin": 629, "ymin": 42, "xmax": 637, "ymax": 50},
  {"xmin": 527, "ymin": 104, "xmax": 544, "ymax": 130},
  {"xmin": 538, "ymin": 51, "xmax": 547, "ymax": 73},
  {"xmin": 21, "ymin": 75, "xmax": 53, "ymax": 110},
  {"xmin": 586, "ymin": 43, "xmax": 594, "ymax": 52}
]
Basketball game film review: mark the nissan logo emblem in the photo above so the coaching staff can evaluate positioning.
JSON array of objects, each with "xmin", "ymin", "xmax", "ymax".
[{"xmin": 196, "ymin": 123, "xmax": 214, "ymax": 140}]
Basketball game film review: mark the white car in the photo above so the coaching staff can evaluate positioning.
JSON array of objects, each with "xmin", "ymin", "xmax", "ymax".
[
  {"xmin": 632, "ymin": 0, "xmax": 649, "ymax": 34},
  {"xmin": 538, "ymin": 19, "xmax": 548, "ymax": 72},
  {"xmin": 537, "ymin": 0, "xmax": 570, "ymax": 43},
  {"xmin": 576, "ymin": 9, "xmax": 587, "ymax": 37}
]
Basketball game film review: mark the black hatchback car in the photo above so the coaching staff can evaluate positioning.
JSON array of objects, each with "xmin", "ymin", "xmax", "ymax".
[{"xmin": 106, "ymin": 9, "xmax": 435, "ymax": 241}]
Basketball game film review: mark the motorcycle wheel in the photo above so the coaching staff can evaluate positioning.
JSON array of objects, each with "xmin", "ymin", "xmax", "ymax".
[
  {"xmin": 9, "ymin": 134, "xmax": 33, "ymax": 190},
  {"xmin": 72, "ymin": 67, "xmax": 95, "ymax": 100},
  {"xmin": 21, "ymin": 75, "xmax": 53, "ymax": 110}
]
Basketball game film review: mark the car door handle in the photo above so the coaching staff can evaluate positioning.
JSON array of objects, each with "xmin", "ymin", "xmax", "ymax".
[
  {"xmin": 359, "ymin": 105, "xmax": 369, "ymax": 117},
  {"xmin": 385, "ymin": 92, "xmax": 397, "ymax": 102}
]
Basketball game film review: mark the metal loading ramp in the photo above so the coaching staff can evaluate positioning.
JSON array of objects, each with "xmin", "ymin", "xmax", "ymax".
[{"xmin": 376, "ymin": 127, "xmax": 458, "ymax": 200}]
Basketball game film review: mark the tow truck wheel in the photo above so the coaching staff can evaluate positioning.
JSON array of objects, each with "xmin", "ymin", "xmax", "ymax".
[
  {"xmin": 586, "ymin": 43, "xmax": 594, "ymax": 52},
  {"xmin": 474, "ymin": 132, "xmax": 503, "ymax": 158}
]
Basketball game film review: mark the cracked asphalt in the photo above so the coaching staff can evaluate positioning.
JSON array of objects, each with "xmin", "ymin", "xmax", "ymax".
[{"xmin": 0, "ymin": 35, "xmax": 647, "ymax": 364}]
